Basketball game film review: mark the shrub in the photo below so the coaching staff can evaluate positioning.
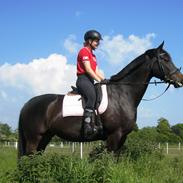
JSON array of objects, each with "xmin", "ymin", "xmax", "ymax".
[
  {"xmin": 5, "ymin": 152, "xmax": 112, "ymax": 183},
  {"xmin": 122, "ymin": 131, "xmax": 161, "ymax": 160}
]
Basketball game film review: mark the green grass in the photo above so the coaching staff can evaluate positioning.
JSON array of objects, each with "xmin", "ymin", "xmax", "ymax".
[
  {"xmin": 0, "ymin": 147, "xmax": 17, "ymax": 171},
  {"xmin": 0, "ymin": 145, "xmax": 183, "ymax": 183}
]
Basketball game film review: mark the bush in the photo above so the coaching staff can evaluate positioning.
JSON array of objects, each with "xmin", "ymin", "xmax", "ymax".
[
  {"xmin": 122, "ymin": 131, "xmax": 161, "ymax": 160},
  {"xmin": 4, "ymin": 152, "xmax": 114, "ymax": 183}
]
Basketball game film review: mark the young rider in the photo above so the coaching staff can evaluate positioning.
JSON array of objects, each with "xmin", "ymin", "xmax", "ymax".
[{"xmin": 76, "ymin": 30, "xmax": 104, "ymax": 138}]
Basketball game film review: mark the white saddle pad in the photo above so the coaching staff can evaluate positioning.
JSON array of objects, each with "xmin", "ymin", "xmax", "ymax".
[{"xmin": 62, "ymin": 85, "xmax": 108, "ymax": 117}]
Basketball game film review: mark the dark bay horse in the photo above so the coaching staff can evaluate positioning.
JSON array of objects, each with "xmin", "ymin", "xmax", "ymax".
[{"xmin": 18, "ymin": 42, "xmax": 183, "ymax": 158}]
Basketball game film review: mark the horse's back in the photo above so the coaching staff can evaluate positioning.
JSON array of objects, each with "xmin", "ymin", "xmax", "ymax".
[
  {"xmin": 19, "ymin": 94, "xmax": 64, "ymax": 131},
  {"xmin": 23, "ymin": 94, "xmax": 58, "ymax": 109}
]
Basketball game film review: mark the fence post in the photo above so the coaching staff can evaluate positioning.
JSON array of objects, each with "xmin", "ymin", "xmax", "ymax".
[
  {"xmin": 158, "ymin": 143, "xmax": 161, "ymax": 149},
  {"xmin": 166, "ymin": 142, "xmax": 168, "ymax": 154},
  {"xmin": 14, "ymin": 141, "xmax": 18, "ymax": 149},
  {"xmin": 72, "ymin": 143, "xmax": 75, "ymax": 153},
  {"xmin": 80, "ymin": 142, "xmax": 83, "ymax": 159},
  {"xmin": 178, "ymin": 142, "xmax": 181, "ymax": 151}
]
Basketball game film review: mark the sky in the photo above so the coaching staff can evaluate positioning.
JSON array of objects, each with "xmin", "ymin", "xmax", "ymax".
[{"xmin": 0, "ymin": 0, "xmax": 182, "ymax": 130}]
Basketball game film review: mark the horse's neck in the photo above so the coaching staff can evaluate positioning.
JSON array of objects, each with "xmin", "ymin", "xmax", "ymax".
[
  {"xmin": 130, "ymin": 65, "xmax": 152, "ymax": 106},
  {"xmin": 115, "ymin": 63, "xmax": 152, "ymax": 107}
]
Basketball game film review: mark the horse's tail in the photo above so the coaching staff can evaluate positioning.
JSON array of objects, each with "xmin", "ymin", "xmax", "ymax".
[{"xmin": 18, "ymin": 111, "xmax": 26, "ymax": 159}]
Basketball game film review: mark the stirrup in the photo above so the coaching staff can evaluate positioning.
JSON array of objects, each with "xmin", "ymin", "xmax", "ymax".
[{"xmin": 83, "ymin": 123, "xmax": 93, "ymax": 136}]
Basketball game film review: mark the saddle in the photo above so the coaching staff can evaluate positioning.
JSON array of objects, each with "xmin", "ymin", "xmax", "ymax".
[
  {"xmin": 62, "ymin": 84, "xmax": 108, "ymax": 118},
  {"xmin": 69, "ymin": 83, "xmax": 103, "ymax": 110}
]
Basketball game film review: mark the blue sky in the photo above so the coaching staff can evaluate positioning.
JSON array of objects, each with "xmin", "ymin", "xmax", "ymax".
[{"xmin": 0, "ymin": 0, "xmax": 182, "ymax": 129}]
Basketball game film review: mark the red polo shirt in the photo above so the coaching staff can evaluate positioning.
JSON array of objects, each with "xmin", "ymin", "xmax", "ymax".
[{"xmin": 77, "ymin": 47, "xmax": 97, "ymax": 75}]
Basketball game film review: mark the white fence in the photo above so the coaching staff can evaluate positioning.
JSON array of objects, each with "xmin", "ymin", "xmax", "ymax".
[
  {"xmin": 0, "ymin": 141, "xmax": 18, "ymax": 149},
  {"xmin": 158, "ymin": 142, "xmax": 182, "ymax": 154},
  {"xmin": 0, "ymin": 141, "xmax": 99, "ymax": 159},
  {"xmin": 0, "ymin": 141, "xmax": 182, "ymax": 158}
]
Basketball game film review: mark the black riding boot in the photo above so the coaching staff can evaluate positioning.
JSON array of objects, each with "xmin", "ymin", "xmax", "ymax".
[{"xmin": 83, "ymin": 108, "xmax": 97, "ymax": 139}]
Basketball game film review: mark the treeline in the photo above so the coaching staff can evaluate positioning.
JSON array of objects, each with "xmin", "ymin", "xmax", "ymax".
[
  {"xmin": 0, "ymin": 123, "xmax": 17, "ymax": 142},
  {"xmin": 0, "ymin": 117, "xmax": 183, "ymax": 143},
  {"xmin": 133, "ymin": 117, "xmax": 183, "ymax": 143}
]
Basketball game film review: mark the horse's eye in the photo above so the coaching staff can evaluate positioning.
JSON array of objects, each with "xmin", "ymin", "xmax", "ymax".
[
  {"xmin": 161, "ymin": 56, "xmax": 169, "ymax": 62},
  {"xmin": 164, "ymin": 57, "xmax": 169, "ymax": 62}
]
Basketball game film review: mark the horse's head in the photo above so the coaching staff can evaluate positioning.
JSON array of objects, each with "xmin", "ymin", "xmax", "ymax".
[{"xmin": 145, "ymin": 41, "xmax": 183, "ymax": 88}]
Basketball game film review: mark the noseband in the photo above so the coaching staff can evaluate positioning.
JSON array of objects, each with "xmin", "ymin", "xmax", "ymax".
[{"xmin": 155, "ymin": 53, "xmax": 181, "ymax": 83}]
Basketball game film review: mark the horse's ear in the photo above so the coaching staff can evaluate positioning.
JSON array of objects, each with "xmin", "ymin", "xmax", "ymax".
[{"xmin": 157, "ymin": 41, "xmax": 164, "ymax": 51}]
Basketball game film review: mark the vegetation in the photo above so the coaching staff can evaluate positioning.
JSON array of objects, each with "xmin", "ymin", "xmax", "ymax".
[
  {"xmin": 0, "ymin": 118, "xmax": 183, "ymax": 182},
  {"xmin": 0, "ymin": 122, "xmax": 17, "ymax": 142},
  {"xmin": 0, "ymin": 143, "xmax": 183, "ymax": 183}
]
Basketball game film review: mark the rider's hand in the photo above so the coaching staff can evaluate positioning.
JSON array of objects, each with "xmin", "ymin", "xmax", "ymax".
[{"xmin": 100, "ymin": 79, "xmax": 110, "ymax": 84}]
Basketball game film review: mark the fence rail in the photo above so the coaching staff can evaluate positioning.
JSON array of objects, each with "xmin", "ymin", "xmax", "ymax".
[{"xmin": 0, "ymin": 141, "xmax": 182, "ymax": 158}]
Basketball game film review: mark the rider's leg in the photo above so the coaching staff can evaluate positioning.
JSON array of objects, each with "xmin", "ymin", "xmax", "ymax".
[{"xmin": 76, "ymin": 75, "xmax": 97, "ymax": 138}]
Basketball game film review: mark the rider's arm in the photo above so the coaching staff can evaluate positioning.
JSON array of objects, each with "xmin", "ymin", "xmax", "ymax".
[
  {"xmin": 83, "ymin": 61, "xmax": 101, "ymax": 82},
  {"xmin": 95, "ymin": 66, "xmax": 105, "ymax": 81}
]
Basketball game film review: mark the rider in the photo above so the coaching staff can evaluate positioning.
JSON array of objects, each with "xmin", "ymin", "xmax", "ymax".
[{"xmin": 76, "ymin": 30, "xmax": 105, "ymax": 138}]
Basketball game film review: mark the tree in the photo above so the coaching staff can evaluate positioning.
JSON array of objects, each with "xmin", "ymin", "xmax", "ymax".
[
  {"xmin": 0, "ymin": 122, "xmax": 13, "ymax": 141},
  {"xmin": 138, "ymin": 127, "xmax": 158, "ymax": 142},
  {"xmin": 157, "ymin": 118, "xmax": 171, "ymax": 134},
  {"xmin": 171, "ymin": 123, "xmax": 183, "ymax": 142},
  {"xmin": 156, "ymin": 118, "xmax": 181, "ymax": 143}
]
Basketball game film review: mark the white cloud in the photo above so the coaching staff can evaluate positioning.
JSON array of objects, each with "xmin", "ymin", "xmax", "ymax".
[
  {"xmin": 63, "ymin": 33, "xmax": 155, "ymax": 67},
  {"xmin": 64, "ymin": 35, "xmax": 81, "ymax": 54},
  {"xmin": 99, "ymin": 33, "xmax": 155, "ymax": 65},
  {"xmin": 0, "ymin": 54, "xmax": 76, "ymax": 95}
]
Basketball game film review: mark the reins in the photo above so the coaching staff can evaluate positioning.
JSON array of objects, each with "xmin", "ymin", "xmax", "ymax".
[
  {"xmin": 142, "ymin": 83, "xmax": 170, "ymax": 101},
  {"xmin": 107, "ymin": 80, "xmax": 166, "ymax": 85},
  {"xmin": 105, "ymin": 80, "xmax": 170, "ymax": 101}
]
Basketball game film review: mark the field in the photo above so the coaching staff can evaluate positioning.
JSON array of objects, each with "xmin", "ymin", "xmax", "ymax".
[{"xmin": 0, "ymin": 143, "xmax": 183, "ymax": 183}]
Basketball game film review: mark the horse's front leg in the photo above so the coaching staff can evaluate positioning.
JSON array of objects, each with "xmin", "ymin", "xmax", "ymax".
[{"xmin": 106, "ymin": 128, "xmax": 125, "ymax": 152}]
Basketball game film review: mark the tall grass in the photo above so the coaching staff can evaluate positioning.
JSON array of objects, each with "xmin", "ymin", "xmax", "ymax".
[
  {"xmin": 0, "ymin": 147, "xmax": 17, "ymax": 172},
  {"xmin": 1, "ymin": 151, "xmax": 183, "ymax": 183},
  {"xmin": 1, "ymin": 136, "xmax": 183, "ymax": 183}
]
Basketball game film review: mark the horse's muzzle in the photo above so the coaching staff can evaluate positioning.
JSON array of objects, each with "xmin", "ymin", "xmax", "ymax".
[
  {"xmin": 169, "ymin": 72, "xmax": 183, "ymax": 88},
  {"xmin": 174, "ymin": 81, "xmax": 183, "ymax": 88}
]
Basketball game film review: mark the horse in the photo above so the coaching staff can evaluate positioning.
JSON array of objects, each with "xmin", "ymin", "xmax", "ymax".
[{"xmin": 18, "ymin": 42, "xmax": 183, "ymax": 158}]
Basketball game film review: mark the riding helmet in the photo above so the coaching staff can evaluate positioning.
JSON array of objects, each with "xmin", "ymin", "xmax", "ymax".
[{"xmin": 84, "ymin": 30, "xmax": 103, "ymax": 41}]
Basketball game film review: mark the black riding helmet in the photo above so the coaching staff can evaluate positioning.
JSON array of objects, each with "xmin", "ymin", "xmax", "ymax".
[{"xmin": 84, "ymin": 30, "xmax": 103, "ymax": 41}]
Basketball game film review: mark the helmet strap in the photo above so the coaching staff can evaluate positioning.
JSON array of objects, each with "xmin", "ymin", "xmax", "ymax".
[
  {"xmin": 85, "ymin": 39, "xmax": 96, "ymax": 50},
  {"xmin": 85, "ymin": 40, "xmax": 94, "ymax": 50}
]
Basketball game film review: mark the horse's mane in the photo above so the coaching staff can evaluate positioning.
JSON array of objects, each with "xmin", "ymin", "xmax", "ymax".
[{"xmin": 110, "ymin": 53, "xmax": 147, "ymax": 81}]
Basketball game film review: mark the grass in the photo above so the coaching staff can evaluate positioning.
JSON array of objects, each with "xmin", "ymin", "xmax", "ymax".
[
  {"xmin": 0, "ymin": 147, "xmax": 17, "ymax": 171},
  {"xmin": 0, "ymin": 144, "xmax": 183, "ymax": 183}
]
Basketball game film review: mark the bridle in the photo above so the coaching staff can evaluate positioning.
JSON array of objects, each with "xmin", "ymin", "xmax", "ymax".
[
  {"xmin": 140, "ymin": 53, "xmax": 181, "ymax": 101},
  {"xmin": 104, "ymin": 53, "xmax": 181, "ymax": 101},
  {"xmin": 155, "ymin": 53, "xmax": 181, "ymax": 84}
]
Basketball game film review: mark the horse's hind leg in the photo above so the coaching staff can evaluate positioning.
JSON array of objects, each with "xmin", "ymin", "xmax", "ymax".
[
  {"xmin": 25, "ymin": 135, "xmax": 42, "ymax": 155},
  {"xmin": 37, "ymin": 131, "xmax": 54, "ymax": 152},
  {"xmin": 25, "ymin": 132, "xmax": 53, "ymax": 155}
]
